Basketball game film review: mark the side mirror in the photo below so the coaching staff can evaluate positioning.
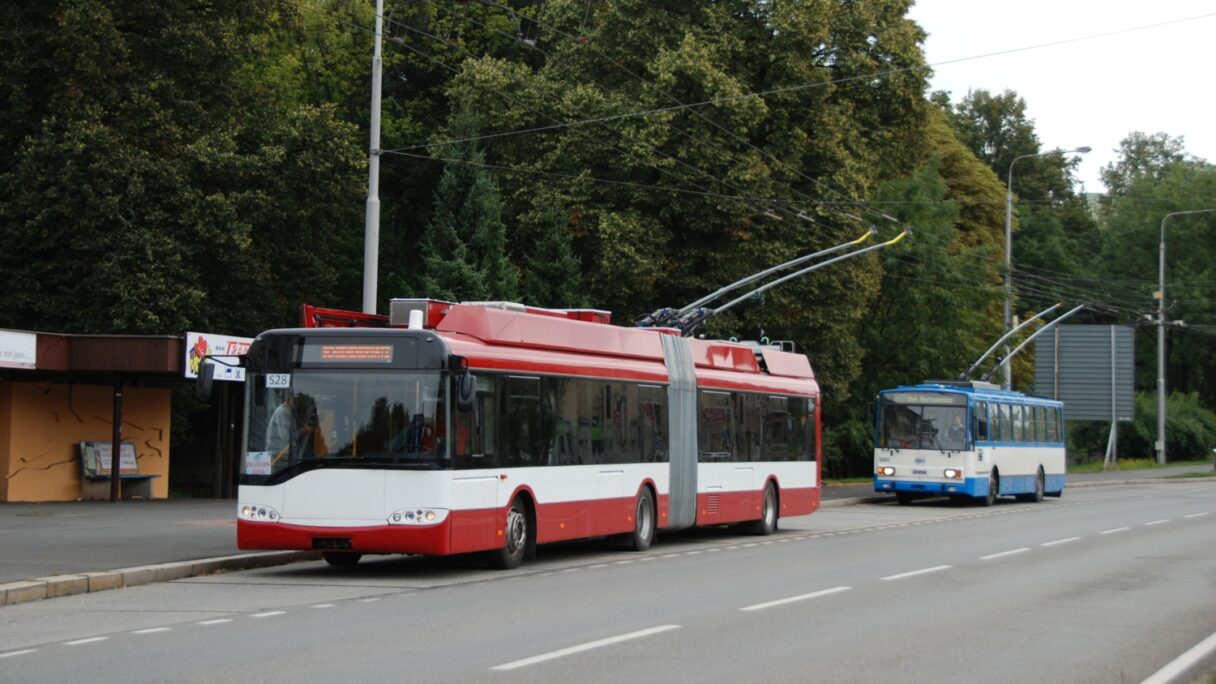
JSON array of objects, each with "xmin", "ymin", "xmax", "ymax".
[
  {"xmin": 456, "ymin": 372, "xmax": 475, "ymax": 411},
  {"xmin": 196, "ymin": 361, "xmax": 215, "ymax": 401}
]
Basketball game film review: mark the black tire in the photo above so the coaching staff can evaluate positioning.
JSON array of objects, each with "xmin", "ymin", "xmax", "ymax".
[
  {"xmin": 1015, "ymin": 468, "xmax": 1045, "ymax": 503},
  {"xmin": 747, "ymin": 483, "xmax": 778, "ymax": 535},
  {"xmin": 322, "ymin": 552, "xmax": 362, "ymax": 567},
  {"xmin": 488, "ymin": 497, "xmax": 529, "ymax": 570},
  {"xmin": 895, "ymin": 493, "xmax": 914, "ymax": 506},
  {"xmin": 980, "ymin": 471, "xmax": 998, "ymax": 507},
  {"xmin": 625, "ymin": 488, "xmax": 656, "ymax": 551}
]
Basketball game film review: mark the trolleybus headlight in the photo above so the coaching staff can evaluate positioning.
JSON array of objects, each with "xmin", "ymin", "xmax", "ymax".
[
  {"xmin": 877, "ymin": 466, "xmax": 896, "ymax": 477},
  {"xmin": 387, "ymin": 508, "xmax": 449, "ymax": 526},
  {"xmin": 239, "ymin": 504, "xmax": 281, "ymax": 522},
  {"xmin": 943, "ymin": 468, "xmax": 962, "ymax": 479}
]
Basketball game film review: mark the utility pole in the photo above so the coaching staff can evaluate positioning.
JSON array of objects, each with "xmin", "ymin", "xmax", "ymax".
[
  {"xmin": 361, "ymin": 0, "xmax": 385, "ymax": 314},
  {"xmin": 1156, "ymin": 208, "xmax": 1216, "ymax": 464}
]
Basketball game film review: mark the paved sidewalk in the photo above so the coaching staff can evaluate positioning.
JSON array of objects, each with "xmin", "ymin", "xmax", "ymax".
[{"xmin": 1, "ymin": 463, "xmax": 1212, "ymax": 605}]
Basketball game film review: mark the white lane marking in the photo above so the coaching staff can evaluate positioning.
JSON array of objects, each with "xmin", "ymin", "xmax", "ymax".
[
  {"xmin": 589, "ymin": 564, "xmax": 609, "ymax": 569},
  {"xmin": 132, "ymin": 628, "xmax": 171, "ymax": 635},
  {"xmin": 312, "ymin": 604, "xmax": 335, "ymax": 609},
  {"xmin": 1041, "ymin": 537, "xmax": 1081, "ymax": 547},
  {"xmin": 1140, "ymin": 630, "xmax": 1216, "ymax": 684},
  {"xmin": 880, "ymin": 565, "xmax": 952, "ymax": 581},
  {"xmin": 356, "ymin": 598, "xmax": 380, "ymax": 603},
  {"xmin": 741, "ymin": 586, "xmax": 852, "ymax": 612},
  {"xmin": 1145, "ymin": 519, "xmax": 1170, "ymax": 526},
  {"xmin": 1100, "ymin": 527, "xmax": 1131, "ymax": 535},
  {"xmin": 197, "ymin": 619, "xmax": 232, "ymax": 625},
  {"xmin": 490, "ymin": 625, "xmax": 681, "ymax": 671},
  {"xmin": 1183, "ymin": 512, "xmax": 1209, "ymax": 519},
  {"xmin": 980, "ymin": 547, "xmax": 1031, "ymax": 561},
  {"xmin": 64, "ymin": 637, "xmax": 108, "ymax": 646},
  {"xmin": 251, "ymin": 611, "xmax": 286, "ymax": 618},
  {"xmin": 0, "ymin": 649, "xmax": 37, "ymax": 659}
]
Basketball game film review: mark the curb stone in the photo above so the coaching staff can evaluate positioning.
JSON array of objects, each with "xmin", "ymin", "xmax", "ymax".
[{"xmin": 0, "ymin": 551, "xmax": 319, "ymax": 607}]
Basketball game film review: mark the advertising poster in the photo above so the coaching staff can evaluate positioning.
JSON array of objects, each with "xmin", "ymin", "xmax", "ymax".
[{"xmin": 185, "ymin": 331, "xmax": 253, "ymax": 382}]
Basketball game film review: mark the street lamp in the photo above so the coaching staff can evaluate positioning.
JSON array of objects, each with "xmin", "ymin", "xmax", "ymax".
[
  {"xmin": 1156, "ymin": 208, "xmax": 1216, "ymax": 464},
  {"xmin": 1002, "ymin": 146, "xmax": 1091, "ymax": 390}
]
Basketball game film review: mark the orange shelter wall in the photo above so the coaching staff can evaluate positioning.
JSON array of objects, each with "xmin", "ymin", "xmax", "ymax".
[{"xmin": 0, "ymin": 382, "xmax": 171, "ymax": 502}]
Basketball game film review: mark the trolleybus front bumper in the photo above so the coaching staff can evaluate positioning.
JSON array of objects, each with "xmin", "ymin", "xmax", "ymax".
[{"xmin": 874, "ymin": 476, "xmax": 988, "ymax": 498}]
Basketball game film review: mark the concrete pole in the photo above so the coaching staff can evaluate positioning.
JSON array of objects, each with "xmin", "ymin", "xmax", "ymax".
[
  {"xmin": 1157, "ymin": 208, "xmax": 1216, "ymax": 464},
  {"xmin": 362, "ymin": 0, "xmax": 384, "ymax": 314},
  {"xmin": 1002, "ymin": 146, "xmax": 1091, "ymax": 390}
]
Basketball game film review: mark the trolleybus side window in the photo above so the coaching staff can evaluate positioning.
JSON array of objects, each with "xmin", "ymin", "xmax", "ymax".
[
  {"xmin": 637, "ymin": 385, "xmax": 667, "ymax": 462},
  {"xmin": 975, "ymin": 401, "xmax": 989, "ymax": 442},
  {"xmin": 738, "ymin": 394, "xmax": 762, "ymax": 462},
  {"xmin": 1046, "ymin": 407, "xmax": 1060, "ymax": 442},
  {"xmin": 763, "ymin": 396, "xmax": 789, "ymax": 460},
  {"xmin": 698, "ymin": 390, "xmax": 734, "ymax": 461},
  {"xmin": 996, "ymin": 403, "xmax": 1011, "ymax": 442}
]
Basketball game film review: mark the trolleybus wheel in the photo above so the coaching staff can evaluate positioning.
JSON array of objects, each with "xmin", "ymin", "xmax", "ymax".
[
  {"xmin": 322, "ymin": 552, "xmax": 362, "ymax": 567},
  {"xmin": 747, "ymin": 483, "xmax": 778, "ymax": 535},
  {"xmin": 1030, "ymin": 468, "xmax": 1045, "ymax": 503},
  {"xmin": 625, "ymin": 487, "xmax": 656, "ymax": 551},
  {"xmin": 488, "ymin": 497, "xmax": 529, "ymax": 570},
  {"xmin": 981, "ymin": 472, "xmax": 998, "ymax": 507}
]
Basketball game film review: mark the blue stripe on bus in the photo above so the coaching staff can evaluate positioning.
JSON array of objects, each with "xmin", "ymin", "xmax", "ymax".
[{"xmin": 875, "ymin": 474, "xmax": 1066, "ymax": 498}]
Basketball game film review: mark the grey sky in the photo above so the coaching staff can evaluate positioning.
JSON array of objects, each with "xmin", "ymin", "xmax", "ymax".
[{"xmin": 907, "ymin": 1, "xmax": 1216, "ymax": 192}]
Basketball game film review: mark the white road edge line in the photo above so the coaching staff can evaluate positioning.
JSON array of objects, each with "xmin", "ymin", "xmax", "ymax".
[
  {"xmin": 1140, "ymin": 629, "xmax": 1216, "ymax": 684},
  {"xmin": 132, "ymin": 628, "xmax": 171, "ymax": 635},
  {"xmin": 980, "ymin": 547, "xmax": 1030, "ymax": 561},
  {"xmin": 490, "ymin": 625, "xmax": 681, "ymax": 671},
  {"xmin": 1145, "ymin": 519, "xmax": 1170, "ymax": 526},
  {"xmin": 1041, "ymin": 537, "xmax": 1081, "ymax": 547},
  {"xmin": 1183, "ymin": 512, "xmax": 1208, "ymax": 519},
  {"xmin": 64, "ymin": 637, "xmax": 108, "ymax": 646},
  {"xmin": 0, "ymin": 649, "xmax": 37, "ymax": 659},
  {"xmin": 880, "ymin": 565, "xmax": 952, "ymax": 581},
  {"xmin": 1100, "ymin": 527, "xmax": 1131, "ymax": 535},
  {"xmin": 741, "ymin": 586, "xmax": 852, "ymax": 612}
]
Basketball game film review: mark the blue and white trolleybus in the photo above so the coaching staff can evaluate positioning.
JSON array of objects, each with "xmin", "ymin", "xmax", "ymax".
[{"xmin": 873, "ymin": 381, "xmax": 1065, "ymax": 505}]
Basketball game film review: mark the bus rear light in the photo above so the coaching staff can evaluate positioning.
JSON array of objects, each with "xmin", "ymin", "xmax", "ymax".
[
  {"xmin": 240, "ymin": 504, "xmax": 280, "ymax": 522},
  {"xmin": 943, "ymin": 469, "xmax": 963, "ymax": 479},
  {"xmin": 877, "ymin": 466, "xmax": 896, "ymax": 477},
  {"xmin": 388, "ymin": 508, "xmax": 448, "ymax": 526}
]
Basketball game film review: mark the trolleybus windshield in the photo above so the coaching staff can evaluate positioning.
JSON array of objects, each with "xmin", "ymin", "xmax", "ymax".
[
  {"xmin": 878, "ymin": 391, "xmax": 967, "ymax": 451},
  {"xmin": 242, "ymin": 370, "xmax": 448, "ymax": 483}
]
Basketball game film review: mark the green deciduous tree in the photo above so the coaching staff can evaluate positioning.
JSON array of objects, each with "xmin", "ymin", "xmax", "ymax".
[{"xmin": 0, "ymin": 0, "xmax": 364, "ymax": 335}]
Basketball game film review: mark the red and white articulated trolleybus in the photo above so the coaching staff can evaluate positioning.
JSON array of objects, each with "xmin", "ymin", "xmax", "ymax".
[{"xmin": 228, "ymin": 298, "xmax": 820, "ymax": 569}]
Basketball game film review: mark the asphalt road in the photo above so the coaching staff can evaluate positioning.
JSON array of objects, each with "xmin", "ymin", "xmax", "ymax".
[{"xmin": 2, "ymin": 480, "xmax": 1214, "ymax": 683}]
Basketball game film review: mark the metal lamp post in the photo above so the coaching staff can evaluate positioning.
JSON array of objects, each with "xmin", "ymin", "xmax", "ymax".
[
  {"xmin": 1002, "ymin": 146, "xmax": 1091, "ymax": 390},
  {"xmin": 1156, "ymin": 208, "xmax": 1216, "ymax": 464}
]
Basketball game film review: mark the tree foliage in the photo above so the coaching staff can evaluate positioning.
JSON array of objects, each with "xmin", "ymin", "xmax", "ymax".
[{"xmin": 4, "ymin": 1, "xmax": 1209, "ymax": 474}]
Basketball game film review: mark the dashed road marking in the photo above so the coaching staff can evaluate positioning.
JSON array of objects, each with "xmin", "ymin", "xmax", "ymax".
[
  {"xmin": 1041, "ymin": 537, "xmax": 1081, "ymax": 547},
  {"xmin": 881, "ymin": 565, "xmax": 952, "ymax": 581},
  {"xmin": 980, "ymin": 547, "xmax": 1030, "ymax": 561},
  {"xmin": 741, "ymin": 586, "xmax": 852, "ymax": 612},
  {"xmin": 490, "ymin": 625, "xmax": 681, "ymax": 671},
  {"xmin": 64, "ymin": 637, "xmax": 107, "ymax": 646}
]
